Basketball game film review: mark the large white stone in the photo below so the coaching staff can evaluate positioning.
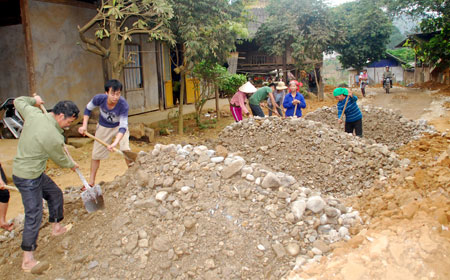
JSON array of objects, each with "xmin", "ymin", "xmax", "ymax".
[
  {"xmin": 221, "ymin": 159, "xmax": 246, "ymax": 179},
  {"xmin": 291, "ymin": 200, "xmax": 306, "ymax": 220},
  {"xmin": 261, "ymin": 172, "xmax": 281, "ymax": 189},
  {"xmin": 211, "ymin": 157, "xmax": 224, "ymax": 163},
  {"xmin": 306, "ymin": 196, "xmax": 326, "ymax": 213},
  {"xmin": 155, "ymin": 191, "xmax": 168, "ymax": 201}
]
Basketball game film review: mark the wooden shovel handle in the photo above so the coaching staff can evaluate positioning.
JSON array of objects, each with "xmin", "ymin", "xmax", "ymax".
[
  {"xmin": 32, "ymin": 93, "xmax": 48, "ymax": 114},
  {"xmin": 340, "ymin": 94, "xmax": 350, "ymax": 121},
  {"xmin": 84, "ymin": 131, "xmax": 120, "ymax": 153}
]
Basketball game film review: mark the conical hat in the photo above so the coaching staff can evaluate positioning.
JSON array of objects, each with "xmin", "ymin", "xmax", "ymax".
[
  {"xmin": 239, "ymin": 81, "xmax": 257, "ymax": 94},
  {"xmin": 276, "ymin": 81, "xmax": 288, "ymax": 90}
]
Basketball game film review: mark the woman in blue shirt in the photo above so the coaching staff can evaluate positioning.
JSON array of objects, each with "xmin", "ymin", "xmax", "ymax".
[{"xmin": 283, "ymin": 80, "xmax": 306, "ymax": 117}]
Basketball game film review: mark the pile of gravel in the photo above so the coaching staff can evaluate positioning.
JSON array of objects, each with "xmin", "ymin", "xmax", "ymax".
[
  {"xmin": 217, "ymin": 117, "xmax": 403, "ymax": 196},
  {"xmin": 13, "ymin": 144, "xmax": 362, "ymax": 279},
  {"xmin": 304, "ymin": 106, "xmax": 435, "ymax": 149}
]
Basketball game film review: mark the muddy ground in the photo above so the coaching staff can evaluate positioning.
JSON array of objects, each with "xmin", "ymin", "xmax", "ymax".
[{"xmin": 0, "ymin": 85, "xmax": 449, "ymax": 279}]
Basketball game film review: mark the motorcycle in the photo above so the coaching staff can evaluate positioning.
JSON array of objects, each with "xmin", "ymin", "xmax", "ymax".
[
  {"xmin": 0, "ymin": 98, "xmax": 24, "ymax": 139},
  {"xmin": 383, "ymin": 77, "xmax": 391, "ymax": 94}
]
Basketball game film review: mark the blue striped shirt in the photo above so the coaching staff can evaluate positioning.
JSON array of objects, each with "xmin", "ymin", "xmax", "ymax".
[
  {"xmin": 337, "ymin": 95, "xmax": 362, "ymax": 122},
  {"xmin": 84, "ymin": 94, "xmax": 129, "ymax": 134}
]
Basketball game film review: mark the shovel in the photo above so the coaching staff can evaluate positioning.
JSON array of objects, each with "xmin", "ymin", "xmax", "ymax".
[
  {"xmin": 76, "ymin": 168, "xmax": 105, "ymax": 213},
  {"xmin": 63, "ymin": 146, "xmax": 104, "ymax": 213},
  {"xmin": 339, "ymin": 92, "xmax": 350, "ymax": 122},
  {"xmin": 83, "ymin": 131, "xmax": 137, "ymax": 162},
  {"xmin": 267, "ymin": 105, "xmax": 285, "ymax": 117}
]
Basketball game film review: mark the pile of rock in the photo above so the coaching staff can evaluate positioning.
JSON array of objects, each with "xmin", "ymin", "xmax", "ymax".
[
  {"xmin": 304, "ymin": 106, "xmax": 435, "ymax": 149},
  {"xmin": 32, "ymin": 144, "xmax": 362, "ymax": 279},
  {"xmin": 218, "ymin": 117, "xmax": 403, "ymax": 196}
]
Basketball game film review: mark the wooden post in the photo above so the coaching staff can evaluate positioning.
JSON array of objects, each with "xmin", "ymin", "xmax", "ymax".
[{"xmin": 20, "ymin": 0, "xmax": 36, "ymax": 95}]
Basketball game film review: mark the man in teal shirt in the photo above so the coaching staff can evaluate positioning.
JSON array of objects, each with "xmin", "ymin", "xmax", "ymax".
[
  {"xmin": 248, "ymin": 83, "xmax": 279, "ymax": 117},
  {"xmin": 13, "ymin": 95, "xmax": 79, "ymax": 272}
]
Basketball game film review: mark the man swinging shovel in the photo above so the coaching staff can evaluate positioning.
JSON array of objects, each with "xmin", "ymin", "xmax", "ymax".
[
  {"xmin": 333, "ymin": 87, "xmax": 363, "ymax": 137},
  {"xmin": 33, "ymin": 94, "xmax": 105, "ymax": 213},
  {"xmin": 12, "ymin": 94, "xmax": 79, "ymax": 273}
]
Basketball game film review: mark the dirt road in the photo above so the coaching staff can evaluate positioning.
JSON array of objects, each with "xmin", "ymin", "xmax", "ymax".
[{"xmin": 360, "ymin": 86, "xmax": 450, "ymax": 131}]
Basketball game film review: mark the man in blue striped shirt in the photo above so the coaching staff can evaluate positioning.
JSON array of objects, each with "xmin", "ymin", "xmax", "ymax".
[
  {"xmin": 334, "ymin": 87, "xmax": 363, "ymax": 137},
  {"xmin": 78, "ymin": 79, "xmax": 130, "ymax": 187}
]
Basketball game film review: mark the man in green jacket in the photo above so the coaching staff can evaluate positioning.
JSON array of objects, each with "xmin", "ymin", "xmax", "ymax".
[
  {"xmin": 12, "ymin": 95, "xmax": 79, "ymax": 272},
  {"xmin": 248, "ymin": 83, "xmax": 279, "ymax": 117}
]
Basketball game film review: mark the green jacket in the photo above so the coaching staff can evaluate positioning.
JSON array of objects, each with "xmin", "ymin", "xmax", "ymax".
[
  {"xmin": 13, "ymin": 97, "xmax": 74, "ymax": 179},
  {"xmin": 249, "ymin": 86, "xmax": 272, "ymax": 105}
]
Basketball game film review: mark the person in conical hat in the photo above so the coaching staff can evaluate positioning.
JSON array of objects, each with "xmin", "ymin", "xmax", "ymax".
[{"xmin": 230, "ymin": 81, "xmax": 257, "ymax": 122}]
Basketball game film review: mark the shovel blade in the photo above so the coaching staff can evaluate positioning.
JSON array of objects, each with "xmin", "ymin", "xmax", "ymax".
[
  {"xmin": 81, "ymin": 185, "xmax": 105, "ymax": 213},
  {"xmin": 123, "ymin": 150, "xmax": 137, "ymax": 162}
]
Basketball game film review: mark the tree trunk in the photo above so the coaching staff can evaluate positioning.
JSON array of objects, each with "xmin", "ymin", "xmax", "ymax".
[
  {"xmin": 109, "ymin": 15, "xmax": 121, "ymax": 79},
  {"xmin": 318, "ymin": 59, "xmax": 324, "ymax": 100},
  {"xmin": 215, "ymin": 84, "xmax": 220, "ymax": 120},
  {"xmin": 283, "ymin": 48, "xmax": 287, "ymax": 83},
  {"xmin": 178, "ymin": 71, "xmax": 185, "ymax": 135}
]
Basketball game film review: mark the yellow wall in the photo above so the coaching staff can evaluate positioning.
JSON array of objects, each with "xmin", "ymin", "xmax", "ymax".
[
  {"xmin": 165, "ymin": 80, "xmax": 173, "ymax": 107},
  {"xmin": 186, "ymin": 77, "xmax": 199, "ymax": 104},
  {"xmin": 161, "ymin": 44, "xmax": 173, "ymax": 108}
]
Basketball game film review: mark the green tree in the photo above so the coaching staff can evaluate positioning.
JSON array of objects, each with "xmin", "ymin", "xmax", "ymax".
[
  {"xmin": 331, "ymin": 0, "xmax": 392, "ymax": 71},
  {"xmin": 169, "ymin": 0, "xmax": 247, "ymax": 134},
  {"xmin": 255, "ymin": 0, "xmax": 338, "ymax": 100},
  {"xmin": 191, "ymin": 62, "xmax": 228, "ymax": 126},
  {"xmin": 386, "ymin": 0, "xmax": 450, "ymax": 67},
  {"xmin": 78, "ymin": 0, "xmax": 174, "ymax": 79},
  {"xmin": 219, "ymin": 73, "xmax": 248, "ymax": 100}
]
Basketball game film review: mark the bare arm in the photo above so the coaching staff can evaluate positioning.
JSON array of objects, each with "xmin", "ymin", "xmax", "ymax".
[
  {"xmin": 108, "ymin": 132, "xmax": 124, "ymax": 151},
  {"xmin": 78, "ymin": 115, "xmax": 90, "ymax": 135}
]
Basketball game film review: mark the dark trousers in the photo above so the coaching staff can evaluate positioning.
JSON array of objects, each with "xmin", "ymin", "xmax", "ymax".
[
  {"xmin": 0, "ymin": 165, "xmax": 10, "ymax": 203},
  {"xmin": 268, "ymin": 101, "xmax": 283, "ymax": 116},
  {"xmin": 249, "ymin": 103, "xmax": 265, "ymax": 117},
  {"xmin": 13, "ymin": 173, "xmax": 64, "ymax": 251},
  {"xmin": 345, "ymin": 119, "xmax": 363, "ymax": 137}
]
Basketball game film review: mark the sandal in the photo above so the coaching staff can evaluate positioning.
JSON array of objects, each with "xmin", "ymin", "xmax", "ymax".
[{"xmin": 23, "ymin": 261, "xmax": 50, "ymax": 273}]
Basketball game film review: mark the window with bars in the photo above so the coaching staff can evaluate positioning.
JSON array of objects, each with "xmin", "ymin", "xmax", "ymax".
[{"xmin": 124, "ymin": 44, "xmax": 143, "ymax": 90}]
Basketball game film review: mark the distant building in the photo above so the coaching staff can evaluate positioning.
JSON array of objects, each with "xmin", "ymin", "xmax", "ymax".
[
  {"xmin": 365, "ymin": 53, "xmax": 410, "ymax": 84},
  {"xmin": 396, "ymin": 31, "xmax": 449, "ymax": 85},
  {"xmin": 231, "ymin": 1, "xmax": 297, "ymax": 83}
]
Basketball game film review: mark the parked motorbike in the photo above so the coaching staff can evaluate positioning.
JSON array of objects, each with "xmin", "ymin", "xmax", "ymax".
[
  {"xmin": 0, "ymin": 98, "xmax": 24, "ymax": 139},
  {"xmin": 383, "ymin": 77, "xmax": 391, "ymax": 94}
]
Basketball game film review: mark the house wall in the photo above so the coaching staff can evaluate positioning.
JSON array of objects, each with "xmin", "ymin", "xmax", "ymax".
[
  {"xmin": 29, "ymin": 0, "xmax": 104, "ymax": 109},
  {"xmin": 414, "ymin": 67, "xmax": 431, "ymax": 83},
  {"xmin": 0, "ymin": 24, "xmax": 29, "ymax": 101},
  {"xmin": 124, "ymin": 36, "xmax": 160, "ymax": 114},
  {"xmin": 403, "ymin": 71, "xmax": 415, "ymax": 85}
]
